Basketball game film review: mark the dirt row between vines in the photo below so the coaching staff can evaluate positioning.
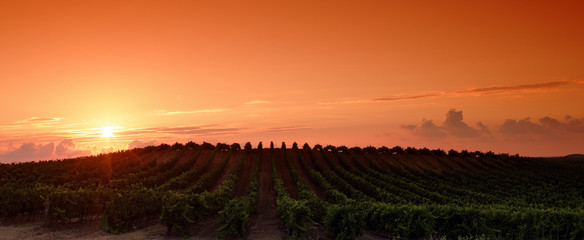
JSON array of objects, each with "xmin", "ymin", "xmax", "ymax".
[{"xmin": 246, "ymin": 149, "xmax": 284, "ymax": 240}]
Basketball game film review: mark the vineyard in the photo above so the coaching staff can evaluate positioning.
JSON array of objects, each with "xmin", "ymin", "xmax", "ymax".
[{"xmin": 1, "ymin": 142, "xmax": 584, "ymax": 239}]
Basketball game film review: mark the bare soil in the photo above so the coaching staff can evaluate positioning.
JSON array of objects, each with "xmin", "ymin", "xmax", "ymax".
[
  {"xmin": 274, "ymin": 149, "xmax": 298, "ymax": 199},
  {"xmin": 375, "ymin": 152, "xmax": 406, "ymax": 170},
  {"xmin": 332, "ymin": 151, "xmax": 358, "ymax": 169},
  {"xmin": 156, "ymin": 149, "xmax": 180, "ymax": 165},
  {"xmin": 210, "ymin": 151, "xmax": 243, "ymax": 191},
  {"xmin": 299, "ymin": 150, "xmax": 321, "ymax": 173},
  {"xmin": 448, "ymin": 156, "xmax": 480, "ymax": 172},
  {"xmin": 0, "ymin": 220, "xmax": 172, "ymax": 240},
  {"xmin": 232, "ymin": 151, "xmax": 256, "ymax": 197},
  {"xmin": 411, "ymin": 154, "xmax": 444, "ymax": 172},
  {"xmin": 310, "ymin": 150, "xmax": 333, "ymax": 172},
  {"xmin": 246, "ymin": 149, "xmax": 284, "ymax": 240},
  {"xmin": 287, "ymin": 150, "xmax": 326, "ymax": 201}
]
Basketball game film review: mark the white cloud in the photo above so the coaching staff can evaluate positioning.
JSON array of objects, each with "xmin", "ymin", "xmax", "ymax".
[
  {"xmin": 15, "ymin": 117, "xmax": 63, "ymax": 124},
  {"xmin": 128, "ymin": 139, "xmax": 159, "ymax": 149},
  {"xmin": 55, "ymin": 139, "xmax": 92, "ymax": 158},
  {"xmin": 244, "ymin": 100, "xmax": 271, "ymax": 105},
  {"xmin": 154, "ymin": 108, "xmax": 225, "ymax": 116},
  {"xmin": 0, "ymin": 142, "xmax": 55, "ymax": 163}
]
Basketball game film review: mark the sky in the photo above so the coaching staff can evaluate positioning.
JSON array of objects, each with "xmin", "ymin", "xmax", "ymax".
[{"xmin": 1, "ymin": 0, "xmax": 583, "ymax": 162}]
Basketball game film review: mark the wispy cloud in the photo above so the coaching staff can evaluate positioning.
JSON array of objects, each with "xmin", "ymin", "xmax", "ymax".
[
  {"xmin": 318, "ymin": 99, "xmax": 374, "ymax": 105},
  {"xmin": 113, "ymin": 125, "xmax": 243, "ymax": 137},
  {"xmin": 245, "ymin": 100, "xmax": 271, "ymax": 105},
  {"xmin": 0, "ymin": 118, "xmax": 88, "ymax": 135},
  {"xmin": 154, "ymin": 108, "xmax": 225, "ymax": 116},
  {"xmin": 262, "ymin": 126, "xmax": 312, "ymax": 132},
  {"xmin": 15, "ymin": 117, "xmax": 64, "ymax": 124},
  {"xmin": 458, "ymin": 80, "xmax": 582, "ymax": 95},
  {"xmin": 115, "ymin": 125, "xmax": 312, "ymax": 139},
  {"xmin": 373, "ymin": 93, "xmax": 443, "ymax": 102},
  {"xmin": 320, "ymin": 79, "xmax": 584, "ymax": 105}
]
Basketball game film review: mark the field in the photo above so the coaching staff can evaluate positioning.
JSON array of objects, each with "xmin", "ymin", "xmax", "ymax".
[{"xmin": 1, "ymin": 142, "xmax": 584, "ymax": 239}]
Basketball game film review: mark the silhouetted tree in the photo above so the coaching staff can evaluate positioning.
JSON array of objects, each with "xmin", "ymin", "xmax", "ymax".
[
  {"xmin": 202, "ymin": 142, "xmax": 215, "ymax": 150},
  {"xmin": 217, "ymin": 142, "xmax": 230, "ymax": 151},
  {"xmin": 144, "ymin": 145, "xmax": 157, "ymax": 153},
  {"xmin": 419, "ymin": 148, "xmax": 431, "ymax": 155},
  {"xmin": 281, "ymin": 142, "xmax": 286, "ymax": 149},
  {"xmin": 337, "ymin": 145, "xmax": 348, "ymax": 152},
  {"xmin": 292, "ymin": 142, "xmax": 298, "ymax": 150},
  {"xmin": 324, "ymin": 145, "xmax": 336, "ymax": 152},
  {"xmin": 378, "ymin": 146, "xmax": 390, "ymax": 153},
  {"xmin": 258, "ymin": 142, "xmax": 263, "ymax": 150},
  {"xmin": 171, "ymin": 142, "xmax": 184, "ymax": 150},
  {"xmin": 461, "ymin": 150, "xmax": 470, "ymax": 157},
  {"xmin": 313, "ymin": 144, "xmax": 323, "ymax": 151},
  {"xmin": 363, "ymin": 146, "xmax": 377, "ymax": 153},
  {"xmin": 405, "ymin": 147, "xmax": 418, "ymax": 155},
  {"xmin": 350, "ymin": 147, "xmax": 362, "ymax": 153},
  {"xmin": 244, "ymin": 142, "xmax": 252, "ymax": 151},
  {"xmin": 231, "ymin": 143, "xmax": 241, "ymax": 151},
  {"xmin": 158, "ymin": 143, "xmax": 171, "ymax": 150},
  {"xmin": 185, "ymin": 141, "xmax": 200, "ymax": 149},
  {"xmin": 390, "ymin": 146, "xmax": 404, "ymax": 154},
  {"xmin": 431, "ymin": 149, "xmax": 446, "ymax": 156},
  {"xmin": 448, "ymin": 149, "xmax": 459, "ymax": 157},
  {"xmin": 270, "ymin": 141, "xmax": 274, "ymax": 150},
  {"xmin": 473, "ymin": 151, "xmax": 483, "ymax": 158},
  {"xmin": 303, "ymin": 143, "xmax": 311, "ymax": 150}
]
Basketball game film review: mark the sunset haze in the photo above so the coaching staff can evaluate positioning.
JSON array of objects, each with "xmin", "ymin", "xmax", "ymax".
[{"xmin": 1, "ymin": 0, "xmax": 584, "ymax": 162}]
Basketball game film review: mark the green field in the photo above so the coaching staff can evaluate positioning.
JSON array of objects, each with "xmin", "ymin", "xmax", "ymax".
[{"xmin": 1, "ymin": 142, "xmax": 583, "ymax": 239}]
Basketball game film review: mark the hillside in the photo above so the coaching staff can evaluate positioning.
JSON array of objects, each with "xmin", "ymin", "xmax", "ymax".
[{"xmin": 1, "ymin": 142, "xmax": 584, "ymax": 240}]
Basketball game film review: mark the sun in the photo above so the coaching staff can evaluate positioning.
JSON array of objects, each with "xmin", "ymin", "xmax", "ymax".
[{"xmin": 102, "ymin": 126, "xmax": 114, "ymax": 137}]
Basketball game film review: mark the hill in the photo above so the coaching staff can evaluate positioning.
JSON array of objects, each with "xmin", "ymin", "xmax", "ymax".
[
  {"xmin": 1, "ymin": 142, "xmax": 584, "ymax": 239},
  {"xmin": 564, "ymin": 154, "xmax": 584, "ymax": 159}
]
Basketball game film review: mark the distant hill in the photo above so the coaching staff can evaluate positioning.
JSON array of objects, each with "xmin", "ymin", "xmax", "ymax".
[{"xmin": 564, "ymin": 154, "xmax": 584, "ymax": 159}]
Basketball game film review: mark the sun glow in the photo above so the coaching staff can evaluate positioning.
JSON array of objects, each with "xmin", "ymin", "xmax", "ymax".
[{"xmin": 102, "ymin": 126, "xmax": 114, "ymax": 137}]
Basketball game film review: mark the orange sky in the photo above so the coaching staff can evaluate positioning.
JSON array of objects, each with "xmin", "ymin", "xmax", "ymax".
[{"xmin": 1, "ymin": 1, "xmax": 583, "ymax": 161}]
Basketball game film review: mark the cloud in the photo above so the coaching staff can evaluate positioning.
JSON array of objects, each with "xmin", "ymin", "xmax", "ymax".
[
  {"xmin": 418, "ymin": 120, "xmax": 446, "ymax": 138},
  {"xmin": 128, "ymin": 139, "xmax": 159, "ymax": 149},
  {"xmin": 404, "ymin": 110, "xmax": 584, "ymax": 143},
  {"xmin": 108, "ymin": 124, "xmax": 312, "ymax": 142},
  {"xmin": 244, "ymin": 100, "xmax": 271, "ymax": 105},
  {"xmin": 401, "ymin": 124, "xmax": 416, "ymax": 130},
  {"xmin": 373, "ymin": 93, "xmax": 443, "ymax": 102},
  {"xmin": 320, "ymin": 79, "xmax": 583, "ymax": 104},
  {"xmin": 404, "ymin": 109, "xmax": 489, "ymax": 139},
  {"xmin": 443, "ymin": 109, "xmax": 481, "ymax": 138},
  {"xmin": 458, "ymin": 80, "xmax": 581, "ymax": 95},
  {"xmin": 55, "ymin": 139, "xmax": 92, "ymax": 158},
  {"xmin": 262, "ymin": 126, "xmax": 312, "ymax": 132},
  {"xmin": 318, "ymin": 98, "xmax": 375, "ymax": 105},
  {"xmin": 157, "ymin": 126, "xmax": 242, "ymax": 135},
  {"xmin": 15, "ymin": 117, "xmax": 63, "ymax": 124},
  {"xmin": 154, "ymin": 108, "xmax": 225, "ymax": 116},
  {"xmin": 0, "ymin": 142, "xmax": 55, "ymax": 163},
  {"xmin": 101, "ymin": 147, "xmax": 114, "ymax": 154},
  {"xmin": 118, "ymin": 125, "xmax": 244, "ymax": 137},
  {"xmin": 500, "ymin": 116, "xmax": 584, "ymax": 141}
]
